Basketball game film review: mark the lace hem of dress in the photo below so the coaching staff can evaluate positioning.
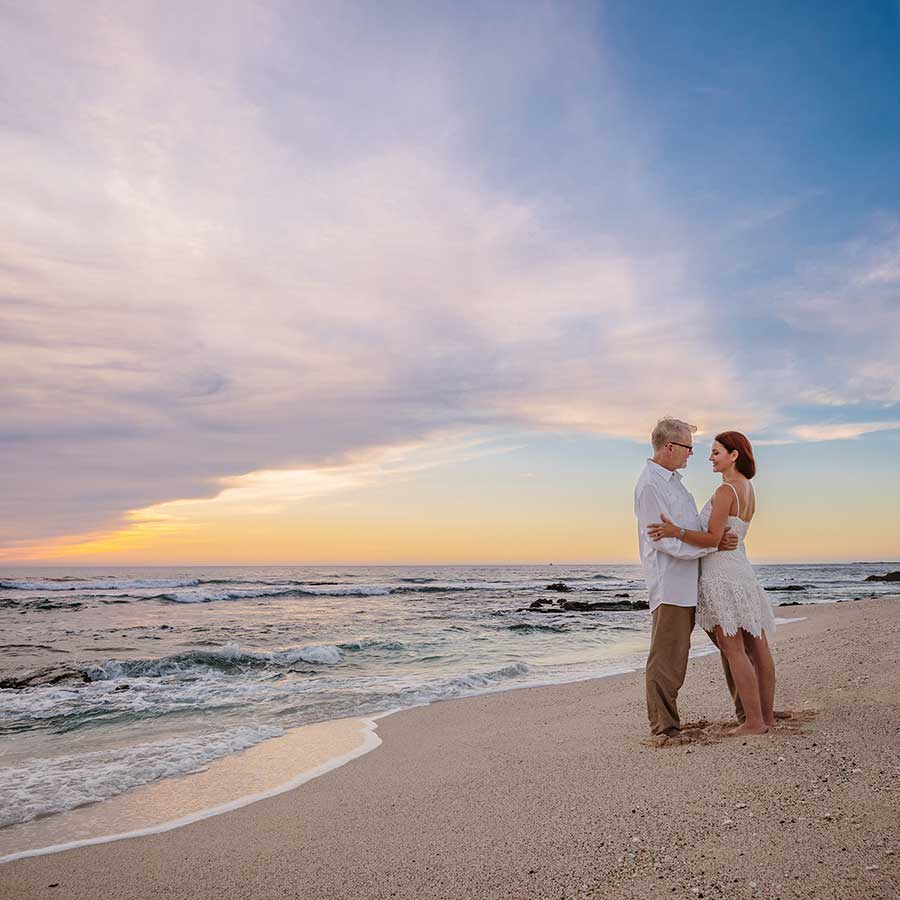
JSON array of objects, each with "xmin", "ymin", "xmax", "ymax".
[{"xmin": 697, "ymin": 576, "xmax": 776, "ymax": 639}]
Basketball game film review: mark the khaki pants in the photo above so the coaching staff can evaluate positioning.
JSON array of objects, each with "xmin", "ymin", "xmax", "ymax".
[
  {"xmin": 646, "ymin": 604, "xmax": 744, "ymax": 734},
  {"xmin": 646, "ymin": 604, "xmax": 695, "ymax": 734}
]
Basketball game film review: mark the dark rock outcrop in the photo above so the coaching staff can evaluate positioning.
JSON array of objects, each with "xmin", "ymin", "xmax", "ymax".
[
  {"xmin": 764, "ymin": 585, "xmax": 806, "ymax": 592},
  {"xmin": 528, "ymin": 598, "xmax": 554, "ymax": 610},
  {"xmin": 0, "ymin": 664, "xmax": 90, "ymax": 689},
  {"xmin": 545, "ymin": 582, "xmax": 571, "ymax": 592},
  {"xmin": 560, "ymin": 599, "xmax": 649, "ymax": 612},
  {"xmin": 519, "ymin": 597, "xmax": 649, "ymax": 613},
  {"xmin": 865, "ymin": 571, "xmax": 900, "ymax": 582}
]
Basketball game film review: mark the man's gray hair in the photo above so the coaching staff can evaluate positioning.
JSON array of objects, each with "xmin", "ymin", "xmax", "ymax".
[{"xmin": 651, "ymin": 417, "xmax": 698, "ymax": 452}]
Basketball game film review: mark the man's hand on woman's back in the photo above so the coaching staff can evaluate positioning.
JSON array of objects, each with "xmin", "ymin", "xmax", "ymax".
[{"xmin": 718, "ymin": 529, "xmax": 738, "ymax": 551}]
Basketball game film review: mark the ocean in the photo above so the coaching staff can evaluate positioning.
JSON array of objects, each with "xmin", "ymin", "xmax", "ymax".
[{"xmin": 1, "ymin": 562, "xmax": 897, "ymax": 856}]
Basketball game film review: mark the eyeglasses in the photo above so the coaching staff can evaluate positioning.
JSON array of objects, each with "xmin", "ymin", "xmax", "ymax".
[{"xmin": 668, "ymin": 441, "xmax": 693, "ymax": 453}]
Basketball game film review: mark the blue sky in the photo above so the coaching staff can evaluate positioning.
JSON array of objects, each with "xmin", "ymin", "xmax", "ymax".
[{"xmin": 1, "ymin": 1, "xmax": 899, "ymax": 562}]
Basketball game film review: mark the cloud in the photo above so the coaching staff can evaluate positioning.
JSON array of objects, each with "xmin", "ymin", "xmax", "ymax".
[
  {"xmin": 0, "ymin": 3, "xmax": 780, "ymax": 551},
  {"xmin": 719, "ymin": 224, "xmax": 900, "ymax": 448},
  {"xmin": 0, "ymin": 432, "xmax": 521, "ymax": 561},
  {"xmin": 788, "ymin": 421, "xmax": 900, "ymax": 442},
  {"xmin": 779, "ymin": 230, "xmax": 900, "ymax": 407}
]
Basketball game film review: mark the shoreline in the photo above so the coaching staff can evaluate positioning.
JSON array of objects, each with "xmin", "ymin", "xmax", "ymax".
[
  {"xmin": 0, "ymin": 635, "xmax": 719, "ymax": 862},
  {"xmin": 2, "ymin": 614, "xmax": 810, "ymax": 863},
  {"xmin": 4, "ymin": 596, "xmax": 899, "ymax": 899},
  {"xmin": 0, "ymin": 608, "xmax": 838, "ymax": 866},
  {"xmin": 0, "ymin": 716, "xmax": 382, "ymax": 865}
]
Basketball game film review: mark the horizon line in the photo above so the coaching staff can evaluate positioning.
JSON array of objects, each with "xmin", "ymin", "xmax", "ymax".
[{"xmin": 2, "ymin": 560, "xmax": 898, "ymax": 569}]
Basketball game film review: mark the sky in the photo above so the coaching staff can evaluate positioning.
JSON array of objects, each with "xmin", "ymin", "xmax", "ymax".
[{"xmin": 2, "ymin": 1, "xmax": 900, "ymax": 565}]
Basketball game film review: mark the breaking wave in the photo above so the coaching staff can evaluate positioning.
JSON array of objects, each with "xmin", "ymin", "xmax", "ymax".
[{"xmin": 84, "ymin": 643, "xmax": 345, "ymax": 680}]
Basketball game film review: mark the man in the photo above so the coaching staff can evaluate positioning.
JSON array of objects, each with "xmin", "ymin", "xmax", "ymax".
[{"xmin": 634, "ymin": 417, "xmax": 740, "ymax": 740}]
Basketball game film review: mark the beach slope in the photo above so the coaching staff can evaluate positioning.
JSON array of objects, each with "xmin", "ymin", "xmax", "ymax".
[{"xmin": 3, "ymin": 596, "xmax": 899, "ymax": 900}]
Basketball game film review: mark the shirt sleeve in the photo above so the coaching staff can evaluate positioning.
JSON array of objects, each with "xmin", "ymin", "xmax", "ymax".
[{"xmin": 635, "ymin": 483, "xmax": 716, "ymax": 560}]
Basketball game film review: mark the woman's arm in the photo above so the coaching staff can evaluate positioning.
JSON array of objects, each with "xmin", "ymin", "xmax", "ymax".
[{"xmin": 648, "ymin": 485, "xmax": 734, "ymax": 548}]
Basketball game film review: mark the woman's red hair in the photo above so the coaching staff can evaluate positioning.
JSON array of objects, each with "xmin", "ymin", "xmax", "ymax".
[{"xmin": 715, "ymin": 431, "xmax": 756, "ymax": 479}]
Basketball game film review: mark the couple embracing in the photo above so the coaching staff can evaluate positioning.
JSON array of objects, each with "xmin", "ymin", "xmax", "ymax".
[{"xmin": 634, "ymin": 417, "xmax": 777, "ymax": 742}]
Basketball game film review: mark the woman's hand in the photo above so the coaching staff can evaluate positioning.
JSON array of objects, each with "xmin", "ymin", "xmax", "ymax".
[{"xmin": 647, "ymin": 513, "xmax": 680, "ymax": 542}]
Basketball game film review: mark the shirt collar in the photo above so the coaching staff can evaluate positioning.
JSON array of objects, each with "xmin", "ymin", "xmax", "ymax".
[{"xmin": 646, "ymin": 459, "xmax": 681, "ymax": 482}]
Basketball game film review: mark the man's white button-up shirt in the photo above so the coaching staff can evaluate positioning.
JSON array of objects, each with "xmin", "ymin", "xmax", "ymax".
[{"xmin": 633, "ymin": 460, "xmax": 717, "ymax": 612}]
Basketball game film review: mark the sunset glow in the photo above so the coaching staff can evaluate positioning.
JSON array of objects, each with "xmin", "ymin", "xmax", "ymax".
[{"xmin": 3, "ymin": 3, "xmax": 900, "ymax": 566}]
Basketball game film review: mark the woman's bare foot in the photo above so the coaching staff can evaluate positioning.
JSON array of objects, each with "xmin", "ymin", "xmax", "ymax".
[
  {"xmin": 729, "ymin": 722, "xmax": 769, "ymax": 736},
  {"xmin": 764, "ymin": 718, "xmax": 777, "ymax": 728}
]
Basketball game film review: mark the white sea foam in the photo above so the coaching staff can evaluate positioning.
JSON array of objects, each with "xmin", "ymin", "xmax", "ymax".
[
  {"xmin": 158, "ymin": 585, "xmax": 390, "ymax": 603},
  {"xmin": 0, "ymin": 671, "xmax": 282, "ymax": 721},
  {"xmin": 272, "ymin": 644, "xmax": 343, "ymax": 665},
  {"xmin": 0, "ymin": 644, "xmax": 347, "ymax": 724},
  {"xmin": 447, "ymin": 660, "xmax": 531, "ymax": 690},
  {"xmin": 0, "ymin": 725, "xmax": 284, "ymax": 828}
]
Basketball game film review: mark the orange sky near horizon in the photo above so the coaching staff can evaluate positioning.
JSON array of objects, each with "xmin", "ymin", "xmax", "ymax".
[{"xmin": 5, "ymin": 432, "xmax": 899, "ymax": 567}]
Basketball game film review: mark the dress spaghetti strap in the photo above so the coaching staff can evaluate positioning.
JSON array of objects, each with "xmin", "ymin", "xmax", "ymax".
[{"xmin": 724, "ymin": 482, "xmax": 740, "ymax": 518}]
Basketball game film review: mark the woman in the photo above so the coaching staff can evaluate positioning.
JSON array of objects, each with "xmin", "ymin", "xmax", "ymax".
[{"xmin": 647, "ymin": 431, "xmax": 776, "ymax": 736}]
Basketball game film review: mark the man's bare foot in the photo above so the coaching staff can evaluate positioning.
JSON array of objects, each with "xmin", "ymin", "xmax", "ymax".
[{"xmin": 728, "ymin": 722, "xmax": 769, "ymax": 736}]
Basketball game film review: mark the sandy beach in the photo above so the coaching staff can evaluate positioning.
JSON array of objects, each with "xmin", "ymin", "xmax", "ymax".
[{"xmin": 3, "ymin": 595, "xmax": 899, "ymax": 900}]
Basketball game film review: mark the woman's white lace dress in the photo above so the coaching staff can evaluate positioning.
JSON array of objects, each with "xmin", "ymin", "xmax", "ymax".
[{"xmin": 697, "ymin": 489, "xmax": 776, "ymax": 639}]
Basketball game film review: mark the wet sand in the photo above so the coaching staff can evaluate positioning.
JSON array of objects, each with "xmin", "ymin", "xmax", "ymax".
[
  {"xmin": 3, "ymin": 596, "xmax": 899, "ymax": 900},
  {"xmin": 0, "ymin": 716, "xmax": 378, "ymax": 861}
]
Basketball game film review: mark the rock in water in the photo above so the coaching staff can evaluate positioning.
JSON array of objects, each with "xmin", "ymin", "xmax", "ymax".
[
  {"xmin": 527, "ymin": 598, "xmax": 554, "ymax": 610},
  {"xmin": 545, "ymin": 582, "xmax": 571, "ymax": 592},
  {"xmin": 560, "ymin": 599, "xmax": 649, "ymax": 612},
  {"xmin": 518, "ymin": 599, "xmax": 650, "ymax": 613},
  {"xmin": 0, "ymin": 664, "xmax": 90, "ymax": 689},
  {"xmin": 864, "ymin": 571, "xmax": 900, "ymax": 582},
  {"xmin": 516, "ymin": 594, "xmax": 650, "ymax": 613}
]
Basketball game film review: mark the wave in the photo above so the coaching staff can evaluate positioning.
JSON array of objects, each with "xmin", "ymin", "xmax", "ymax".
[
  {"xmin": 389, "ymin": 585, "xmax": 481, "ymax": 595},
  {"xmin": 437, "ymin": 661, "xmax": 532, "ymax": 694},
  {"xmin": 505, "ymin": 623, "xmax": 568, "ymax": 633},
  {"xmin": 151, "ymin": 585, "xmax": 391, "ymax": 603},
  {"xmin": 0, "ymin": 578, "xmax": 205, "ymax": 592},
  {"xmin": 66, "ymin": 583, "xmax": 485, "ymax": 604},
  {"xmin": 84, "ymin": 643, "xmax": 345, "ymax": 680},
  {"xmin": 337, "ymin": 639, "xmax": 408, "ymax": 652},
  {"xmin": 2, "ymin": 576, "xmax": 590, "ymax": 605},
  {"xmin": 0, "ymin": 577, "xmax": 346, "ymax": 594},
  {"xmin": 0, "ymin": 657, "xmax": 531, "ymax": 829},
  {"xmin": 582, "ymin": 587, "xmax": 638, "ymax": 594},
  {"xmin": 0, "ymin": 725, "xmax": 284, "ymax": 828}
]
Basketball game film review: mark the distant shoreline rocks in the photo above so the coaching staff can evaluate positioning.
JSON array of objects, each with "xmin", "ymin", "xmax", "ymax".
[{"xmin": 764, "ymin": 585, "xmax": 807, "ymax": 592}]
